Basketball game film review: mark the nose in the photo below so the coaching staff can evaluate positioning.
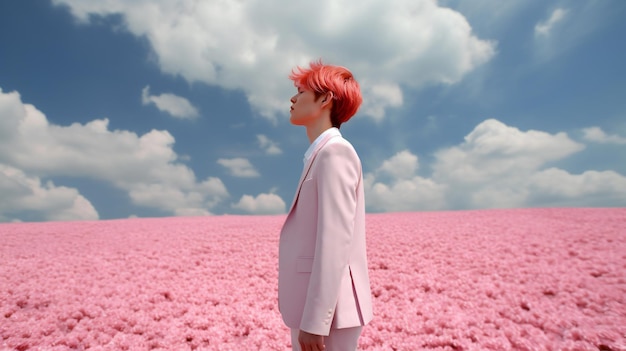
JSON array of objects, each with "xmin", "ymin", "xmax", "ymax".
[{"xmin": 290, "ymin": 94, "xmax": 297, "ymax": 103}]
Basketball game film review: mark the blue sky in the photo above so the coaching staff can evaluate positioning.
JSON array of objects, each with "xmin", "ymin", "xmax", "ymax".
[{"xmin": 1, "ymin": 0, "xmax": 625, "ymax": 222}]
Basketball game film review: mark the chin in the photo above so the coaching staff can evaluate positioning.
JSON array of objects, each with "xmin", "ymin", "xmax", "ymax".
[{"xmin": 289, "ymin": 116, "xmax": 304, "ymax": 126}]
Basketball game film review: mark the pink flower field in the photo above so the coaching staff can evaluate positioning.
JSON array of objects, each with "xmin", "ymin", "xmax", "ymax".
[{"xmin": 1, "ymin": 208, "xmax": 625, "ymax": 351}]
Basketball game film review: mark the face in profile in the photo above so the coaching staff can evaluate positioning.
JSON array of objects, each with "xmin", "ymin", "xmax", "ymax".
[{"xmin": 289, "ymin": 87, "xmax": 324, "ymax": 126}]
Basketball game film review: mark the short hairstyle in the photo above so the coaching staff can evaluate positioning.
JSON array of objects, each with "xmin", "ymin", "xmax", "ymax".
[{"xmin": 289, "ymin": 60, "xmax": 362, "ymax": 128}]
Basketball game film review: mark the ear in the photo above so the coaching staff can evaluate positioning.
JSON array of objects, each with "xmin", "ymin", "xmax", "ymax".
[{"xmin": 320, "ymin": 91, "xmax": 334, "ymax": 109}]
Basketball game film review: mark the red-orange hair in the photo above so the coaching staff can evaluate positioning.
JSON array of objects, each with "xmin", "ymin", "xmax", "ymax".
[{"xmin": 289, "ymin": 60, "xmax": 362, "ymax": 128}]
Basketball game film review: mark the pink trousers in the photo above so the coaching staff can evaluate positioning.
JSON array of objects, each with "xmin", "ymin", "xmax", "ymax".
[{"xmin": 291, "ymin": 327, "xmax": 362, "ymax": 351}]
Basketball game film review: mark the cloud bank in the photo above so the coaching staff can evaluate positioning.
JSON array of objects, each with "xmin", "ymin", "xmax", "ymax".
[
  {"xmin": 0, "ymin": 164, "xmax": 97, "ymax": 222},
  {"xmin": 365, "ymin": 119, "xmax": 626, "ymax": 211},
  {"xmin": 53, "ymin": 0, "xmax": 496, "ymax": 121},
  {"xmin": 3, "ymin": 87, "xmax": 624, "ymax": 220},
  {"xmin": 0, "ymin": 88, "xmax": 228, "ymax": 221}
]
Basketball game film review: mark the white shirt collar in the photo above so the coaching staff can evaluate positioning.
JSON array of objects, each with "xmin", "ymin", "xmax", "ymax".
[{"xmin": 303, "ymin": 127, "xmax": 341, "ymax": 164}]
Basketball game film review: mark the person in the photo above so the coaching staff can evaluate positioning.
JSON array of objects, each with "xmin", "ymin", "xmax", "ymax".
[{"xmin": 278, "ymin": 60, "xmax": 373, "ymax": 351}]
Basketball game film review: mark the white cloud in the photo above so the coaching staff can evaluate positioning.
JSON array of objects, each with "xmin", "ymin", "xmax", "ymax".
[
  {"xmin": 0, "ymin": 164, "xmax": 98, "ymax": 222},
  {"xmin": 141, "ymin": 85, "xmax": 199, "ymax": 119},
  {"xmin": 432, "ymin": 119, "xmax": 585, "ymax": 208},
  {"xmin": 232, "ymin": 192, "xmax": 286, "ymax": 215},
  {"xmin": 257, "ymin": 134, "xmax": 282, "ymax": 155},
  {"xmin": 535, "ymin": 8, "xmax": 568, "ymax": 37},
  {"xmin": 365, "ymin": 173, "xmax": 447, "ymax": 212},
  {"xmin": 582, "ymin": 127, "xmax": 626, "ymax": 145},
  {"xmin": 217, "ymin": 157, "xmax": 260, "ymax": 178},
  {"xmin": 364, "ymin": 150, "xmax": 447, "ymax": 212},
  {"xmin": 433, "ymin": 119, "xmax": 584, "ymax": 183},
  {"xmin": 365, "ymin": 119, "xmax": 626, "ymax": 211},
  {"xmin": 0, "ymin": 87, "xmax": 228, "ymax": 220},
  {"xmin": 52, "ymin": 0, "xmax": 495, "ymax": 121},
  {"xmin": 377, "ymin": 150, "xmax": 418, "ymax": 180},
  {"xmin": 360, "ymin": 83, "xmax": 403, "ymax": 122},
  {"xmin": 528, "ymin": 168, "xmax": 626, "ymax": 207}
]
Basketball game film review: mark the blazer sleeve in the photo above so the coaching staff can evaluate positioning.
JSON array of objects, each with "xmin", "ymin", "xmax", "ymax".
[{"xmin": 299, "ymin": 141, "xmax": 360, "ymax": 336}]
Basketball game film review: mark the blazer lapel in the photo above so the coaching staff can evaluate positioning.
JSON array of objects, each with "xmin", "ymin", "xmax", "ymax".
[{"xmin": 287, "ymin": 133, "xmax": 340, "ymax": 214}]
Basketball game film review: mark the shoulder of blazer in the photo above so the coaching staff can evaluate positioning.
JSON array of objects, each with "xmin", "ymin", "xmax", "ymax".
[
  {"xmin": 316, "ymin": 137, "xmax": 359, "ymax": 164},
  {"xmin": 318, "ymin": 136, "xmax": 355, "ymax": 153},
  {"xmin": 315, "ymin": 139, "xmax": 361, "ymax": 184}
]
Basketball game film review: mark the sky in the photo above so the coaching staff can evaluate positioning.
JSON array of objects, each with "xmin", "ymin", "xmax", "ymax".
[{"xmin": 1, "ymin": 0, "xmax": 625, "ymax": 222}]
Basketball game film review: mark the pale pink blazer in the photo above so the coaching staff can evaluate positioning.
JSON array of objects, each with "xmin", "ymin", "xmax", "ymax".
[{"xmin": 278, "ymin": 132, "xmax": 373, "ymax": 336}]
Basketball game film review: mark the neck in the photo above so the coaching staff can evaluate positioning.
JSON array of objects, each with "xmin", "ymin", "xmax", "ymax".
[{"xmin": 305, "ymin": 113, "xmax": 333, "ymax": 143}]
